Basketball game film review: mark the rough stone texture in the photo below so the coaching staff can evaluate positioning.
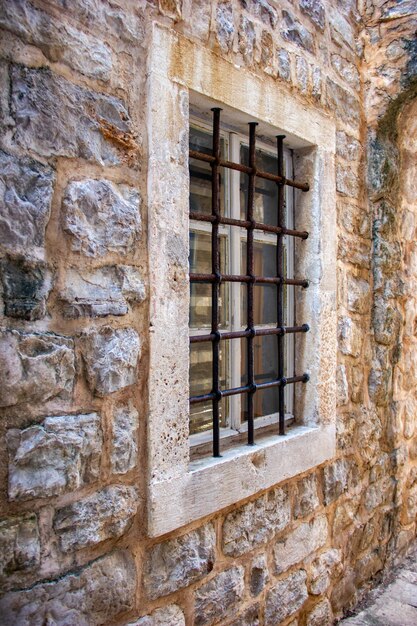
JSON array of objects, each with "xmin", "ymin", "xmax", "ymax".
[
  {"xmin": 0, "ymin": 330, "xmax": 75, "ymax": 407},
  {"xmin": 144, "ymin": 525, "xmax": 215, "ymax": 599},
  {"xmin": 323, "ymin": 458, "xmax": 352, "ymax": 504},
  {"xmin": 277, "ymin": 48, "xmax": 291, "ymax": 81},
  {"xmin": 194, "ymin": 566, "xmax": 245, "ymax": 626},
  {"xmin": 62, "ymin": 179, "xmax": 141, "ymax": 258},
  {"xmin": 265, "ymin": 570, "xmax": 308, "ymax": 625},
  {"xmin": 230, "ymin": 604, "xmax": 260, "ymax": 626},
  {"xmin": 0, "ymin": 514, "xmax": 40, "ymax": 581},
  {"xmin": 1, "ymin": 257, "xmax": 53, "ymax": 320},
  {"xmin": 310, "ymin": 549, "xmax": 342, "ymax": 595},
  {"xmin": 216, "ymin": 2, "xmax": 234, "ymax": 52},
  {"xmin": 111, "ymin": 401, "xmax": 139, "ymax": 474},
  {"xmin": 0, "ymin": 550, "xmax": 136, "ymax": 625},
  {"xmin": 293, "ymin": 473, "xmax": 320, "ymax": 518},
  {"xmin": 299, "ymin": 0, "xmax": 325, "ymax": 31},
  {"xmin": 273, "ymin": 516, "xmax": 328, "ymax": 574},
  {"xmin": 281, "ymin": 10, "xmax": 314, "ymax": 53},
  {"xmin": 53, "ymin": 485, "xmax": 138, "ymax": 552},
  {"xmin": 306, "ymin": 599, "xmax": 333, "ymax": 626},
  {"xmin": 7, "ymin": 413, "xmax": 101, "ymax": 501},
  {"xmin": 80, "ymin": 326, "xmax": 141, "ymax": 396},
  {"xmin": 0, "ymin": 150, "xmax": 54, "ymax": 252},
  {"xmin": 249, "ymin": 554, "xmax": 269, "ymax": 596},
  {"xmin": 222, "ymin": 487, "xmax": 290, "ymax": 556},
  {"xmin": 129, "ymin": 605, "xmax": 185, "ymax": 626}
]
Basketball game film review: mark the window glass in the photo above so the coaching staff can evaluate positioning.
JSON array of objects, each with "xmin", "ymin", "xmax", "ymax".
[
  {"xmin": 189, "ymin": 127, "xmax": 226, "ymax": 215},
  {"xmin": 240, "ymin": 146, "xmax": 279, "ymax": 225}
]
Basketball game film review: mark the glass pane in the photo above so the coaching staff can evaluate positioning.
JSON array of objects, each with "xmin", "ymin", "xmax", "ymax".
[
  {"xmin": 240, "ymin": 240, "xmax": 281, "ymax": 326},
  {"xmin": 189, "ymin": 126, "xmax": 226, "ymax": 216},
  {"xmin": 240, "ymin": 146, "xmax": 279, "ymax": 225}
]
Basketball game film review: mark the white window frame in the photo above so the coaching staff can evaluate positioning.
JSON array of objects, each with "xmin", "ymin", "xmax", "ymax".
[{"xmin": 147, "ymin": 24, "xmax": 337, "ymax": 537}]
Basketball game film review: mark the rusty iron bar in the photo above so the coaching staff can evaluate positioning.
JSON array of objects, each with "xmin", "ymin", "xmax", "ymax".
[
  {"xmin": 276, "ymin": 135, "xmax": 286, "ymax": 436},
  {"xmin": 189, "ymin": 211, "xmax": 309, "ymax": 240},
  {"xmin": 190, "ymin": 272, "xmax": 309, "ymax": 288},
  {"xmin": 190, "ymin": 324, "xmax": 310, "ymax": 344},
  {"xmin": 246, "ymin": 122, "xmax": 257, "ymax": 446}
]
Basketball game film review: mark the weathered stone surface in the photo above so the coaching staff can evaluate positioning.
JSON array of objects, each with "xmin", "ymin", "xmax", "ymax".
[
  {"xmin": 244, "ymin": 0, "xmax": 277, "ymax": 28},
  {"xmin": 347, "ymin": 275, "xmax": 370, "ymax": 314},
  {"xmin": 222, "ymin": 487, "xmax": 290, "ymax": 556},
  {"xmin": 7, "ymin": 413, "xmax": 101, "ymax": 501},
  {"xmin": 293, "ymin": 473, "xmax": 320, "ymax": 518},
  {"xmin": 337, "ymin": 131, "xmax": 362, "ymax": 162},
  {"xmin": 300, "ymin": 0, "xmax": 325, "ymax": 31},
  {"xmin": 60, "ymin": 265, "xmax": 145, "ymax": 318},
  {"xmin": 216, "ymin": 2, "xmax": 234, "ymax": 52},
  {"xmin": 239, "ymin": 16, "xmax": 256, "ymax": 63},
  {"xmin": 250, "ymin": 554, "xmax": 269, "ymax": 596},
  {"xmin": 373, "ymin": 300, "xmax": 401, "ymax": 345},
  {"xmin": 326, "ymin": 79, "xmax": 360, "ymax": 125},
  {"xmin": 62, "ymin": 179, "xmax": 141, "ymax": 258},
  {"xmin": 144, "ymin": 525, "xmax": 215, "ymax": 599},
  {"xmin": 337, "ymin": 164, "xmax": 359, "ymax": 198},
  {"xmin": 282, "ymin": 10, "xmax": 314, "ymax": 53},
  {"xmin": 0, "ymin": 150, "xmax": 54, "ymax": 251},
  {"xmin": 323, "ymin": 458, "xmax": 351, "ymax": 504},
  {"xmin": 306, "ymin": 599, "xmax": 333, "ymax": 626},
  {"xmin": 296, "ymin": 56, "xmax": 309, "ymax": 93},
  {"xmin": 265, "ymin": 570, "xmax": 308, "ymax": 625},
  {"xmin": 329, "ymin": 12, "xmax": 355, "ymax": 50},
  {"xmin": 111, "ymin": 402, "xmax": 139, "ymax": 474},
  {"xmin": 194, "ymin": 566, "xmax": 245, "ymax": 626},
  {"xmin": 230, "ymin": 604, "xmax": 260, "ymax": 626},
  {"xmin": 338, "ymin": 316, "xmax": 362, "ymax": 357},
  {"xmin": 273, "ymin": 515, "xmax": 328, "ymax": 574},
  {"xmin": 158, "ymin": 0, "xmax": 182, "ymax": 19},
  {"xmin": 310, "ymin": 549, "xmax": 342, "ymax": 595},
  {"xmin": 80, "ymin": 327, "xmax": 140, "ymax": 397},
  {"xmin": 1, "ymin": 257, "xmax": 52, "ymax": 320},
  {"xmin": 0, "ymin": 0, "xmax": 112, "ymax": 80},
  {"xmin": 312, "ymin": 66, "xmax": 322, "ymax": 99},
  {"xmin": 10, "ymin": 66, "xmax": 132, "ymax": 165},
  {"xmin": 337, "ymin": 364, "xmax": 349, "ymax": 406},
  {"xmin": 53, "ymin": 485, "xmax": 137, "ymax": 552},
  {"xmin": 0, "ymin": 550, "xmax": 136, "ymax": 625},
  {"xmin": 277, "ymin": 48, "xmax": 291, "ymax": 81},
  {"xmin": 331, "ymin": 54, "xmax": 360, "ymax": 89},
  {"xmin": 129, "ymin": 605, "xmax": 185, "ymax": 626},
  {"xmin": 0, "ymin": 514, "xmax": 40, "ymax": 580},
  {"xmin": 0, "ymin": 330, "xmax": 75, "ymax": 408}
]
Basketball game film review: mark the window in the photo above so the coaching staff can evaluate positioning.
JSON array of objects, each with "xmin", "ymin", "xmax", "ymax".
[{"xmin": 188, "ymin": 111, "xmax": 310, "ymax": 458}]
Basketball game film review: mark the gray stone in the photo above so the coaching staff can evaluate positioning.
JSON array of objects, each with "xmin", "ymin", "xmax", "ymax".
[
  {"xmin": 0, "ymin": 150, "xmax": 54, "ymax": 251},
  {"xmin": 194, "ymin": 566, "xmax": 245, "ymax": 626},
  {"xmin": 53, "ymin": 485, "xmax": 138, "ymax": 552},
  {"xmin": 0, "ymin": 514, "xmax": 40, "ymax": 580},
  {"xmin": 129, "ymin": 605, "xmax": 185, "ymax": 626},
  {"xmin": 336, "ymin": 131, "xmax": 361, "ymax": 161},
  {"xmin": 0, "ymin": 0, "xmax": 112, "ymax": 80},
  {"xmin": 244, "ymin": 0, "xmax": 277, "ymax": 28},
  {"xmin": 337, "ymin": 364, "xmax": 349, "ymax": 406},
  {"xmin": 329, "ymin": 12, "xmax": 355, "ymax": 50},
  {"xmin": 373, "ymin": 300, "xmax": 401, "ymax": 345},
  {"xmin": 277, "ymin": 48, "xmax": 291, "ymax": 81},
  {"xmin": 216, "ymin": 2, "xmax": 234, "ymax": 52},
  {"xmin": 10, "ymin": 66, "xmax": 132, "ymax": 165},
  {"xmin": 338, "ymin": 316, "xmax": 362, "ymax": 357},
  {"xmin": 249, "ymin": 554, "xmax": 268, "ymax": 596},
  {"xmin": 62, "ymin": 179, "xmax": 141, "ymax": 258},
  {"xmin": 281, "ymin": 10, "xmax": 314, "ymax": 53},
  {"xmin": 306, "ymin": 599, "xmax": 332, "ymax": 626},
  {"xmin": 7, "ymin": 413, "xmax": 102, "ymax": 501},
  {"xmin": 296, "ymin": 56, "xmax": 309, "ymax": 93},
  {"xmin": 222, "ymin": 487, "xmax": 290, "ymax": 556},
  {"xmin": 326, "ymin": 79, "xmax": 360, "ymax": 126},
  {"xmin": 265, "ymin": 570, "xmax": 308, "ymax": 625},
  {"xmin": 111, "ymin": 402, "xmax": 139, "ymax": 474},
  {"xmin": 80, "ymin": 326, "xmax": 141, "ymax": 397},
  {"xmin": 230, "ymin": 604, "xmax": 260, "ymax": 626},
  {"xmin": 331, "ymin": 54, "xmax": 360, "ymax": 90},
  {"xmin": 337, "ymin": 164, "xmax": 359, "ymax": 197},
  {"xmin": 347, "ymin": 275, "xmax": 370, "ymax": 314},
  {"xmin": 0, "ymin": 550, "xmax": 136, "ymax": 626},
  {"xmin": 312, "ymin": 66, "xmax": 322, "ymax": 99},
  {"xmin": 238, "ymin": 16, "xmax": 256, "ymax": 63},
  {"xmin": 1, "ymin": 257, "xmax": 52, "ymax": 320},
  {"xmin": 300, "ymin": 0, "xmax": 325, "ymax": 31},
  {"xmin": 144, "ymin": 525, "xmax": 215, "ymax": 599},
  {"xmin": 293, "ymin": 474, "xmax": 320, "ymax": 518},
  {"xmin": 323, "ymin": 458, "xmax": 351, "ymax": 504},
  {"xmin": 310, "ymin": 549, "xmax": 342, "ymax": 595},
  {"xmin": 273, "ymin": 515, "xmax": 328, "ymax": 574},
  {"xmin": 0, "ymin": 330, "xmax": 75, "ymax": 408}
]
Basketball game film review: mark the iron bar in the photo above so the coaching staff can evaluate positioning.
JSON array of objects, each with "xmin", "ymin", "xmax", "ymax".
[
  {"xmin": 189, "ymin": 211, "xmax": 309, "ymax": 240},
  {"xmin": 246, "ymin": 122, "xmax": 257, "ymax": 446},
  {"xmin": 190, "ymin": 324, "xmax": 310, "ymax": 344},
  {"xmin": 190, "ymin": 272, "xmax": 309, "ymax": 288},
  {"xmin": 277, "ymin": 135, "xmax": 286, "ymax": 436},
  {"xmin": 211, "ymin": 108, "xmax": 221, "ymax": 457}
]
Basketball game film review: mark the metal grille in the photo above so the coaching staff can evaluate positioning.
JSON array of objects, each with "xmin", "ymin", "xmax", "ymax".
[{"xmin": 190, "ymin": 108, "xmax": 310, "ymax": 457}]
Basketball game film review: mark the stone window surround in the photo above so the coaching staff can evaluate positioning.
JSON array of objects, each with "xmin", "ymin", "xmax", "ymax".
[{"xmin": 147, "ymin": 24, "xmax": 337, "ymax": 537}]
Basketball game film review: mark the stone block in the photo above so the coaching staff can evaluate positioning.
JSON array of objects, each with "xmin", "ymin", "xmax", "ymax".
[
  {"xmin": 326, "ymin": 79, "xmax": 360, "ymax": 126},
  {"xmin": 111, "ymin": 402, "xmax": 139, "ymax": 474},
  {"xmin": 249, "ymin": 554, "xmax": 269, "ymax": 596},
  {"xmin": 293, "ymin": 473, "xmax": 320, "ymax": 519},
  {"xmin": 0, "ymin": 550, "xmax": 136, "ymax": 625},
  {"xmin": 10, "ymin": 66, "xmax": 133, "ymax": 165},
  {"xmin": 238, "ymin": 16, "xmax": 256, "ymax": 63},
  {"xmin": 0, "ymin": 330, "xmax": 75, "ymax": 408},
  {"xmin": 306, "ymin": 599, "xmax": 333, "ymax": 626},
  {"xmin": 230, "ymin": 604, "xmax": 260, "ymax": 626},
  {"xmin": 222, "ymin": 487, "xmax": 290, "ymax": 556},
  {"xmin": 299, "ymin": 0, "xmax": 325, "ymax": 31},
  {"xmin": 7, "ymin": 413, "xmax": 102, "ymax": 501},
  {"xmin": 309, "ymin": 548, "xmax": 342, "ymax": 595},
  {"xmin": 338, "ymin": 316, "xmax": 362, "ymax": 357},
  {"xmin": 336, "ymin": 131, "xmax": 362, "ymax": 162},
  {"xmin": 1, "ymin": 257, "xmax": 52, "ymax": 320},
  {"xmin": 281, "ymin": 10, "xmax": 314, "ymax": 53},
  {"xmin": 216, "ymin": 2, "xmax": 234, "ymax": 52},
  {"xmin": 144, "ymin": 525, "xmax": 215, "ymax": 599},
  {"xmin": 322, "ymin": 458, "xmax": 351, "ymax": 504},
  {"xmin": 129, "ymin": 605, "xmax": 185, "ymax": 626},
  {"xmin": 0, "ymin": 514, "xmax": 40, "ymax": 580},
  {"xmin": 277, "ymin": 48, "xmax": 291, "ymax": 81},
  {"xmin": 244, "ymin": 0, "xmax": 277, "ymax": 28},
  {"xmin": 347, "ymin": 275, "xmax": 370, "ymax": 314},
  {"xmin": 337, "ymin": 164, "xmax": 359, "ymax": 198},
  {"xmin": 337, "ymin": 364, "xmax": 349, "ymax": 406},
  {"xmin": 296, "ymin": 56, "xmax": 309, "ymax": 93},
  {"xmin": 194, "ymin": 566, "xmax": 245, "ymax": 626},
  {"xmin": 80, "ymin": 326, "xmax": 141, "ymax": 396},
  {"xmin": 331, "ymin": 54, "xmax": 360, "ymax": 90},
  {"xmin": 265, "ymin": 570, "xmax": 308, "ymax": 625},
  {"xmin": 0, "ymin": 150, "xmax": 54, "ymax": 251},
  {"xmin": 53, "ymin": 485, "xmax": 138, "ymax": 552},
  {"xmin": 62, "ymin": 179, "xmax": 141, "ymax": 258},
  {"xmin": 273, "ymin": 515, "xmax": 328, "ymax": 574}
]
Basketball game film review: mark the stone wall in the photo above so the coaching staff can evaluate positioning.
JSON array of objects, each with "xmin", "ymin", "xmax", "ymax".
[{"xmin": 0, "ymin": 1, "xmax": 416, "ymax": 625}]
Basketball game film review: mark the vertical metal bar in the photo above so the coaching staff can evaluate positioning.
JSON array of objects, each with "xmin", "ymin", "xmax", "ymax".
[
  {"xmin": 211, "ymin": 108, "xmax": 222, "ymax": 457},
  {"xmin": 277, "ymin": 135, "xmax": 286, "ymax": 435},
  {"xmin": 247, "ymin": 122, "xmax": 257, "ymax": 445}
]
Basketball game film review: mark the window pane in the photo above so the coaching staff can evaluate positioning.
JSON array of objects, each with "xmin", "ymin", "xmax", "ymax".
[
  {"xmin": 190, "ymin": 126, "xmax": 226, "ymax": 215},
  {"xmin": 240, "ymin": 146, "xmax": 279, "ymax": 225},
  {"xmin": 240, "ymin": 240, "xmax": 279, "ymax": 326}
]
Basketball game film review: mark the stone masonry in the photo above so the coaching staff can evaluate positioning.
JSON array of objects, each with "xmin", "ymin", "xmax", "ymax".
[{"xmin": 0, "ymin": 1, "xmax": 416, "ymax": 625}]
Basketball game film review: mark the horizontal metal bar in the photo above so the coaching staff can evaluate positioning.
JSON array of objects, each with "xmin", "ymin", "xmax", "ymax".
[
  {"xmin": 190, "ymin": 324, "xmax": 310, "ymax": 343},
  {"xmin": 189, "ymin": 149, "xmax": 310, "ymax": 192},
  {"xmin": 189, "ymin": 211, "xmax": 308, "ymax": 240},
  {"xmin": 190, "ymin": 272, "xmax": 309, "ymax": 288}
]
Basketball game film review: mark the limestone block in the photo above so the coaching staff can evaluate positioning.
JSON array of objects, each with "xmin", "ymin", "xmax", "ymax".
[
  {"xmin": 337, "ymin": 164, "xmax": 359, "ymax": 198},
  {"xmin": 312, "ymin": 66, "xmax": 322, "ymax": 100},
  {"xmin": 7, "ymin": 413, "xmax": 102, "ymax": 501},
  {"xmin": 222, "ymin": 487, "xmax": 290, "ymax": 557},
  {"xmin": 238, "ymin": 16, "xmax": 256, "ymax": 63},
  {"xmin": 293, "ymin": 473, "xmax": 320, "ymax": 519},
  {"xmin": 0, "ymin": 0, "xmax": 112, "ymax": 80},
  {"xmin": 230, "ymin": 604, "xmax": 260, "ymax": 626},
  {"xmin": 299, "ymin": 0, "xmax": 325, "ymax": 31},
  {"xmin": 129, "ymin": 605, "xmax": 185, "ymax": 626},
  {"xmin": 62, "ymin": 179, "xmax": 141, "ymax": 258},
  {"xmin": 144, "ymin": 525, "xmax": 215, "ymax": 599},
  {"xmin": 322, "ymin": 458, "xmax": 351, "ymax": 504},
  {"xmin": 0, "ymin": 514, "xmax": 40, "ymax": 580},
  {"xmin": 306, "ymin": 599, "xmax": 333, "ymax": 626},
  {"xmin": 329, "ymin": 11, "xmax": 355, "ymax": 50},
  {"xmin": 273, "ymin": 515, "xmax": 328, "ymax": 574},
  {"xmin": 336, "ymin": 131, "xmax": 362, "ymax": 162},
  {"xmin": 1, "ymin": 257, "xmax": 53, "ymax": 320},
  {"xmin": 80, "ymin": 327, "xmax": 140, "ymax": 397},
  {"xmin": 10, "ymin": 66, "xmax": 132, "ymax": 165},
  {"xmin": 326, "ymin": 79, "xmax": 360, "ymax": 126},
  {"xmin": 265, "ymin": 570, "xmax": 308, "ymax": 625},
  {"xmin": 277, "ymin": 48, "xmax": 291, "ymax": 81},
  {"xmin": 60, "ymin": 266, "xmax": 145, "ymax": 318},
  {"xmin": 244, "ymin": 0, "xmax": 277, "ymax": 28},
  {"xmin": 216, "ymin": 2, "xmax": 234, "ymax": 52},
  {"xmin": 347, "ymin": 275, "xmax": 370, "ymax": 314},
  {"xmin": 187, "ymin": 0, "xmax": 211, "ymax": 40},
  {"xmin": 111, "ymin": 402, "xmax": 139, "ymax": 474},
  {"xmin": 0, "ymin": 330, "xmax": 75, "ymax": 408},
  {"xmin": 0, "ymin": 150, "xmax": 54, "ymax": 251},
  {"xmin": 281, "ymin": 10, "xmax": 314, "ymax": 53},
  {"xmin": 194, "ymin": 566, "xmax": 245, "ymax": 626},
  {"xmin": 53, "ymin": 485, "xmax": 138, "ymax": 552},
  {"xmin": 309, "ymin": 549, "xmax": 342, "ymax": 595},
  {"xmin": 331, "ymin": 54, "xmax": 360, "ymax": 90},
  {"xmin": 373, "ymin": 299, "xmax": 401, "ymax": 345},
  {"xmin": 0, "ymin": 550, "xmax": 136, "ymax": 625},
  {"xmin": 337, "ymin": 364, "xmax": 349, "ymax": 406},
  {"xmin": 249, "ymin": 554, "xmax": 269, "ymax": 596},
  {"xmin": 296, "ymin": 56, "xmax": 309, "ymax": 93},
  {"xmin": 338, "ymin": 316, "xmax": 362, "ymax": 357}
]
